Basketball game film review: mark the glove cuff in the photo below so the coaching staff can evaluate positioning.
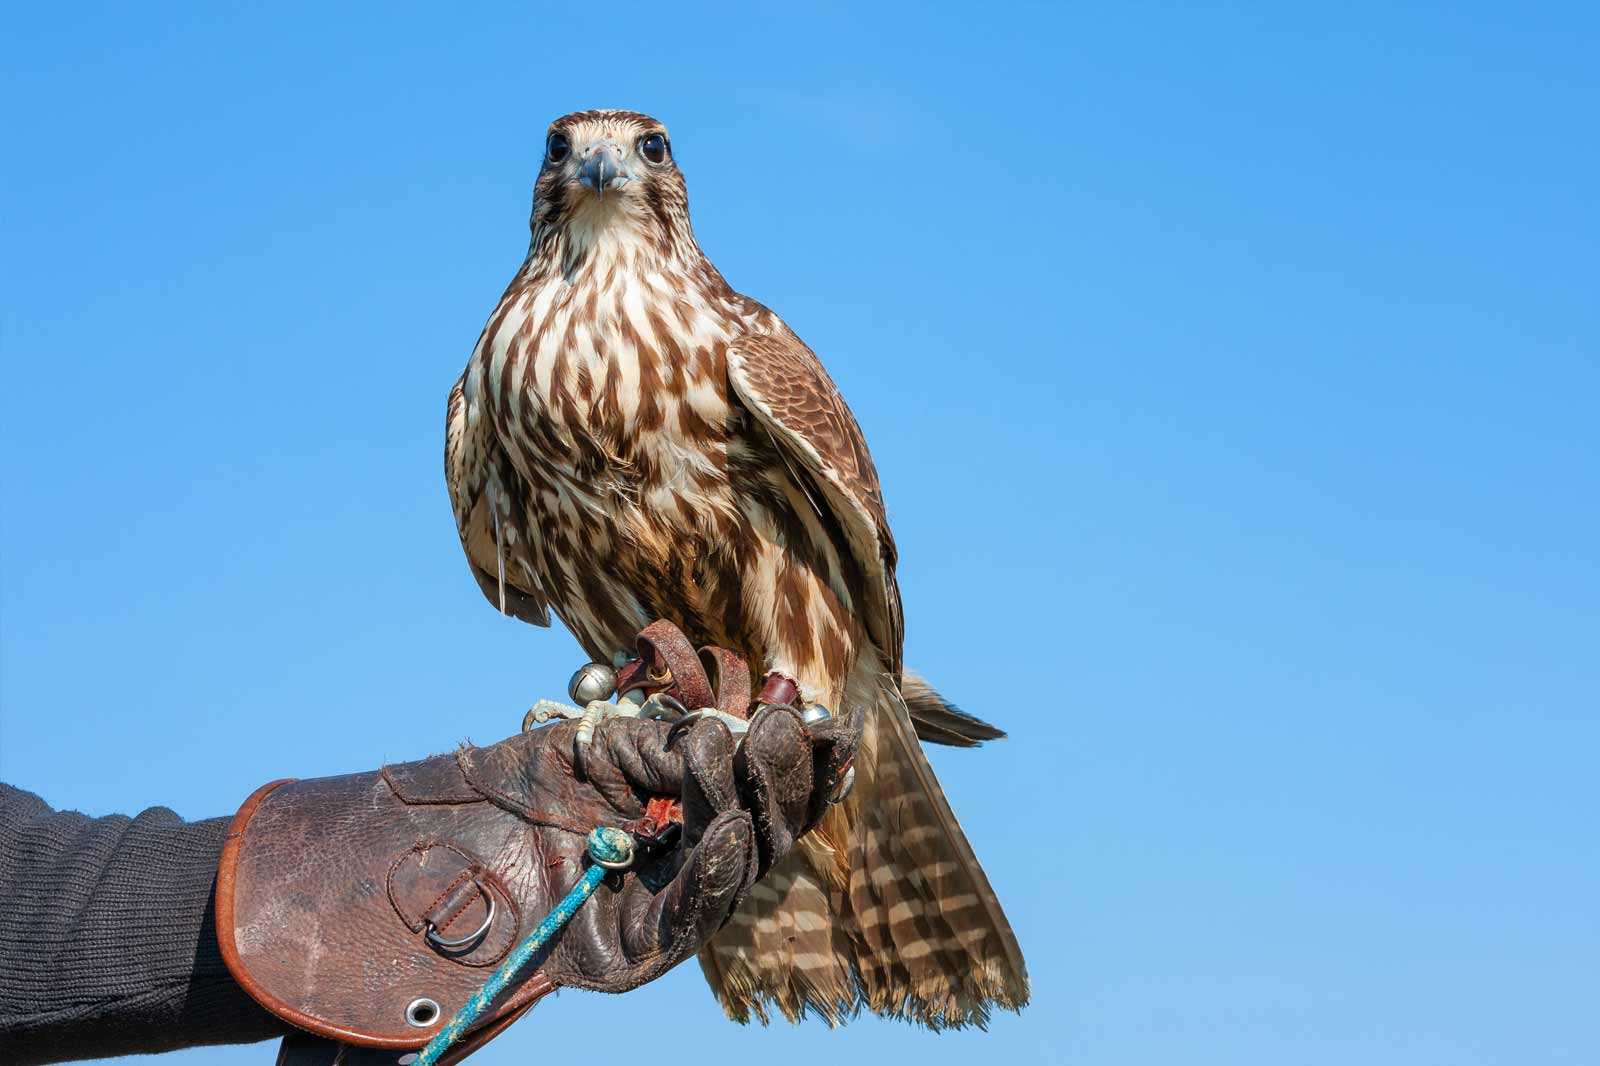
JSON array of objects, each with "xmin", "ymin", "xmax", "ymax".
[{"xmin": 215, "ymin": 762, "xmax": 554, "ymax": 1053}]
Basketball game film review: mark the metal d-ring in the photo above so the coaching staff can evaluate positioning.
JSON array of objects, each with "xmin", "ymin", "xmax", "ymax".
[{"xmin": 424, "ymin": 882, "xmax": 496, "ymax": 949}]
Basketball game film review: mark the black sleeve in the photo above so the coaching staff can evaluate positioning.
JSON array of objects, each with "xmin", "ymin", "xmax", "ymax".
[{"xmin": 0, "ymin": 783, "xmax": 290, "ymax": 1064}]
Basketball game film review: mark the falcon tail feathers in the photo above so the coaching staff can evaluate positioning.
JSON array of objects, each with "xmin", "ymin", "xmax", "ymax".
[
  {"xmin": 699, "ymin": 655, "xmax": 1029, "ymax": 1030},
  {"xmin": 903, "ymin": 672, "xmax": 1007, "ymax": 747},
  {"xmin": 697, "ymin": 853, "xmax": 858, "ymax": 1027}
]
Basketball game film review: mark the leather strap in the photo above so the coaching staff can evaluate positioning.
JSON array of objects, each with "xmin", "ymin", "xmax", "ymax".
[
  {"xmin": 614, "ymin": 620, "xmax": 762, "ymax": 719},
  {"xmin": 633, "ymin": 619, "xmax": 715, "ymax": 710},
  {"xmin": 758, "ymin": 671, "xmax": 800, "ymax": 709},
  {"xmin": 699, "ymin": 646, "xmax": 752, "ymax": 717}
]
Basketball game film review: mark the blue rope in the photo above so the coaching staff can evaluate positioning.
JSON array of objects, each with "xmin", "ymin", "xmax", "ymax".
[{"xmin": 412, "ymin": 826, "xmax": 634, "ymax": 1066}]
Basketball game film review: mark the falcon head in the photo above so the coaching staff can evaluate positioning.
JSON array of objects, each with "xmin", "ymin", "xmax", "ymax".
[{"xmin": 530, "ymin": 109, "xmax": 693, "ymax": 256}]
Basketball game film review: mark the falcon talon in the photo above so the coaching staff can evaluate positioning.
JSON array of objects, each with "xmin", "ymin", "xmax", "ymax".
[
  {"xmin": 700, "ymin": 708, "xmax": 753, "ymax": 733},
  {"xmin": 523, "ymin": 699, "xmax": 587, "ymax": 731},
  {"xmin": 666, "ymin": 707, "xmax": 751, "ymax": 748},
  {"xmin": 638, "ymin": 692, "xmax": 689, "ymax": 722},
  {"xmin": 663, "ymin": 715, "xmax": 694, "ymax": 750},
  {"xmin": 571, "ymin": 702, "xmax": 614, "ymax": 774}
]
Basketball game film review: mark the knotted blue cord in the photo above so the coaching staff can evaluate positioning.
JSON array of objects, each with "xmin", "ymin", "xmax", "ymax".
[{"xmin": 412, "ymin": 826, "xmax": 634, "ymax": 1066}]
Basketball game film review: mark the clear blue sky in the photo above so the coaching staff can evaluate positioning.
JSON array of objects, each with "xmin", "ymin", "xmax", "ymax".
[{"xmin": 3, "ymin": 4, "xmax": 1596, "ymax": 1064}]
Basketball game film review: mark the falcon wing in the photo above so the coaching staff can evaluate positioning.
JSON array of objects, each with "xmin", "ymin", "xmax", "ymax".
[
  {"xmin": 725, "ymin": 327, "xmax": 904, "ymax": 673},
  {"xmin": 445, "ymin": 374, "xmax": 551, "ymax": 626}
]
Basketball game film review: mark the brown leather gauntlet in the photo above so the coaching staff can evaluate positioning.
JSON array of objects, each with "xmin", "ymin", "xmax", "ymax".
[{"xmin": 216, "ymin": 708, "xmax": 860, "ymax": 1061}]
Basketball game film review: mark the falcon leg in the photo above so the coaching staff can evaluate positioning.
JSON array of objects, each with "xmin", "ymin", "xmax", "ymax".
[{"xmin": 533, "ymin": 624, "xmax": 793, "ymax": 775}]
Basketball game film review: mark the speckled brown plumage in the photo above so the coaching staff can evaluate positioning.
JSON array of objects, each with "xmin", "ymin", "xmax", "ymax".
[{"xmin": 444, "ymin": 110, "xmax": 1028, "ymax": 1028}]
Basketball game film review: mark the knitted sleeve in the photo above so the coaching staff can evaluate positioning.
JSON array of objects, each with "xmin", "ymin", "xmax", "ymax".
[{"xmin": 0, "ymin": 783, "xmax": 289, "ymax": 1064}]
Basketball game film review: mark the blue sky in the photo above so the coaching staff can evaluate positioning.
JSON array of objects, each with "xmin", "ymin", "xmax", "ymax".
[{"xmin": 3, "ymin": 4, "xmax": 1596, "ymax": 1064}]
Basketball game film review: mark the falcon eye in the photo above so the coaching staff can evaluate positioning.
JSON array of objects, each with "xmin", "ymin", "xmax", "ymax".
[
  {"xmin": 545, "ymin": 133, "xmax": 570, "ymax": 164},
  {"xmin": 640, "ymin": 132, "xmax": 667, "ymax": 165}
]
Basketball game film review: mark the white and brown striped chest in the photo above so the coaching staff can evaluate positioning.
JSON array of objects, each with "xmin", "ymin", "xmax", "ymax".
[{"xmin": 466, "ymin": 264, "xmax": 763, "ymax": 587}]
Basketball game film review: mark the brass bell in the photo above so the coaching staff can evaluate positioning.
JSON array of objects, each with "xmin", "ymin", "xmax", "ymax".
[{"xmin": 568, "ymin": 662, "xmax": 618, "ymax": 705}]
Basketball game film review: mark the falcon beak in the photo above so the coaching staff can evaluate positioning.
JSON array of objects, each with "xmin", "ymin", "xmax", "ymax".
[{"xmin": 577, "ymin": 141, "xmax": 628, "ymax": 199}]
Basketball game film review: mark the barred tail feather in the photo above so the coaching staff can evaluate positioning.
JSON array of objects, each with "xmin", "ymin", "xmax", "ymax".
[
  {"xmin": 902, "ymin": 671, "xmax": 1007, "ymax": 747},
  {"xmin": 849, "ymin": 667, "xmax": 1029, "ymax": 1027},
  {"xmin": 698, "ymin": 851, "xmax": 857, "ymax": 1026},
  {"xmin": 698, "ymin": 652, "xmax": 1029, "ymax": 1029}
]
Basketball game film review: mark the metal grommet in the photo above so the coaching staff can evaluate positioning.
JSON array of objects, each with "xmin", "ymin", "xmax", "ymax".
[
  {"xmin": 423, "ymin": 882, "xmax": 496, "ymax": 949},
  {"xmin": 405, "ymin": 997, "xmax": 442, "ymax": 1028}
]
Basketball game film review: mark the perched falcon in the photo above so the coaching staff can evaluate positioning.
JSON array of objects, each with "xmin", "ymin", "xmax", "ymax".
[{"xmin": 445, "ymin": 110, "xmax": 1028, "ymax": 1028}]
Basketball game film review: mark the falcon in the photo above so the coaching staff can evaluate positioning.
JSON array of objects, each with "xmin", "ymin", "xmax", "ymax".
[{"xmin": 445, "ymin": 109, "xmax": 1028, "ymax": 1028}]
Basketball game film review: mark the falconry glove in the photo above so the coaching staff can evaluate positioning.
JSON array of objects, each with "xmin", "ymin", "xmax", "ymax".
[{"xmin": 216, "ymin": 705, "xmax": 861, "ymax": 1065}]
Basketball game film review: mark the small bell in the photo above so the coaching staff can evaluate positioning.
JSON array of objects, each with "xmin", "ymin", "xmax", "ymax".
[
  {"xmin": 568, "ymin": 662, "xmax": 618, "ymax": 706},
  {"xmin": 800, "ymin": 704, "xmax": 832, "ymax": 726}
]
